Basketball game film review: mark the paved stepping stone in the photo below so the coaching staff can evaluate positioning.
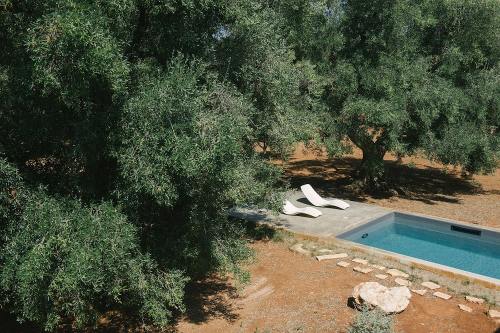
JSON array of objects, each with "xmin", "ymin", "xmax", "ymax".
[
  {"xmin": 290, "ymin": 243, "xmax": 310, "ymax": 255},
  {"xmin": 318, "ymin": 249, "xmax": 334, "ymax": 254},
  {"xmin": 337, "ymin": 261, "xmax": 350, "ymax": 267},
  {"xmin": 316, "ymin": 253, "xmax": 348, "ymax": 261},
  {"xmin": 433, "ymin": 291, "xmax": 452, "ymax": 300},
  {"xmin": 375, "ymin": 274, "xmax": 388, "ymax": 280},
  {"xmin": 352, "ymin": 258, "xmax": 369, "ymax": 265},
  {"xmin": 353, "ymin": 266, "xmax": 373, "ymax": 274},
  {"xmin": 465, "ymin": 295, "xmax": 484, "ymax": 304},
  {"xmin": 458, "ymin": 304, "xmax": 472, "ymax": 313},
  {"xmin": 489, "ymin": 309, "xmax": 500, "ymax": 319},
  {"xmin": 421, "ymin": 281, "xmax": 441, "ymax": 290},
  {"xmin": 394, "ymin": 278, "xmax": 411, "ymax": 287},
  {"xmin": 369, "ymin": 264, "xmax": 386, "ymax": 271},
  {"xmin": 386, "ymin": 269, "xmax": 409, "ymax": 278},
  {"xmin": 411, "ymin": 289, "xmax": 427, "ymax": 296}
]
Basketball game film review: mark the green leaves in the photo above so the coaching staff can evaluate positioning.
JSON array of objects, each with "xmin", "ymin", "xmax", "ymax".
[
  {"xmin": 117, "ymin": 56, "xmax": 273, "ymax": 208},
  {"xmin": 0, "ymin": 185, "xmax": 187, "ymax": 330},
  {"xmin": 115, "ymin": 55, "xmax": 277, "ymax": 285},
  {"xmin": 1, "ymin": 0, "xmax": 497, "ymax": 329},
  {"xmin": 215, "ymin": 5, "xmax": 324, "ymax": 158},
  {"xmin": 26, "ymin": 9, "xmax": 130, "ymax": 106},
  {"xmin": 297, "ymin": 0, "xmax": 499, "ymax": 182}
]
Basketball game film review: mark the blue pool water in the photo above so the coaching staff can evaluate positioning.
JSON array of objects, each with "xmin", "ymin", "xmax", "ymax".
[{"xmin": 339, "ymin": 213, "xmax": 500, "ymax": 280}]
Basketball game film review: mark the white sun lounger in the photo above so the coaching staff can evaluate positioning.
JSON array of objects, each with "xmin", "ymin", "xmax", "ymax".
[
  {"xmin": 300, "ymin": 184, "xmax": 350, "ymax": 210},
  {"xmin": 282, "ymin": 200, "xmax": 322, "ymax": 218}
]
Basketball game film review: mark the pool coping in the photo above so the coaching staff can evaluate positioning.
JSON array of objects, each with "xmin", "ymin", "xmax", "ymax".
[{"xmin": 335, "ymin": 210, "xmax": 500, "ymax": 290}]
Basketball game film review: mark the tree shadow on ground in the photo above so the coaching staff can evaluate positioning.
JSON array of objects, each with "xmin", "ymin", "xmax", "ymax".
[
  {"xmin": 285, "ymin": 156, "xmax": 482, "ymax": 205},
  {"xmin": 179, "ymin": 222, "xmax": 282, "ymax": 327},
  {"xmin": 242, "ymin": 220, "xmax": 279, "ymax": 241},
  {"xmin": 181, "ymin": 277, "xmax": 240, "ymax": 325}
]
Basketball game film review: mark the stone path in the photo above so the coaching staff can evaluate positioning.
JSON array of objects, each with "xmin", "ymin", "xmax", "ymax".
[
  {"xmin": 411, "ymin": 289, "xmax": 427, "ymax": 296},
  {"xmin": 458, "ymin": 304, "xmax": 472, "ymax": 313},
  {"xmin": 433, "ymin": 291, "xmax": 452, "ymax": 300},
  {"xmin": 337, "ymin": 261, "xmax": 350, "ymax": 268},
  {"xmin": 315, "ymin": 253, "xmax": 348, "ymax": 261},
  {"xmin": 289, "ymin": 243, "xmax": 500, "ymax": 324},
  {"xmin": 421, "ymin": 281, "xmax": 441, "ymax": 290},
  {"xmin": 465, "ymin": 295, "xmax": 485, "ymax": 304}
]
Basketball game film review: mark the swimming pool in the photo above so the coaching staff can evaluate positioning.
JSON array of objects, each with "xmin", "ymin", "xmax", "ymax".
[{"xmin": 337, "ymin": 212, "xmax": 500, "ymax": 281}]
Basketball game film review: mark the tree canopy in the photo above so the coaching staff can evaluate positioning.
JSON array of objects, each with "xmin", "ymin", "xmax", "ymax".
[
  {"xmin": 0, "ymin": 0, "xmax": 498, "ymax": 330},
  {"xmin": 277, "ymin": 0, "xmax": 499, "ymax": 187}
]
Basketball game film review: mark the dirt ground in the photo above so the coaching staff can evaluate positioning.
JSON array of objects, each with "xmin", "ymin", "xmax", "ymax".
[
  {"xmin": 176, "ymin": 241, "xmax": 499, "ymax": 333},
  {"xmin": 283, "ymin": 144, "xmax": 500, "ymax": 228},
  {"xmin": 176, "ymin": 146, "xmax": 500, "ymax": 333},
  {"xmin": 2, "ymin": 146, "xmax": 499, "ymax": 333}
]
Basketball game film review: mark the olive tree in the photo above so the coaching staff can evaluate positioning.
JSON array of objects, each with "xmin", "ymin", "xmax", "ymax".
[
  {"xmin": 278, "ymin": 0, "xmax": 499, "ymax": 188},
  {"xmin": 0, "ymin": 0, "xmax": 305, "ymax": 330}
]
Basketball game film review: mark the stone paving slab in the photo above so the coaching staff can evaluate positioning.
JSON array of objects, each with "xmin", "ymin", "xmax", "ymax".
[
  {"xmin": 386, "ymin": 269, "xmax": 409, "ymax": 278},
  {"xmin": 488, "ymin": 309, "xmax": 500, "ymax": 319},
  {"xmin": 411, "ymin": 289, "xmax": 427, "ymax": 296},
  {"xmin": 352, "ymin": 258, "xmax": 369, "ymax": 265},
  {"xmin": 337, "ymin": 261, "xmax": 350, "ymax": 267},
  {"xmin": 458, "ymin": 304, "xmax": 472, "ymax": 313},
  {"xmin": 422, "ymin": 281, "xmax": 441, "ymax": 290},
  {"xmin": 316, "ymin": 253, "xmax": 348, "ymax": 261},
  {"xmin": 289, "ymin": 243, "xmax": 310, "ymax": 255},
  {"xmin": 395, "ymin": 278, "xmax": 412, "ymax": 287},
  {"xmin": 433, "ymin": 291, "xmax": 452, "ymax": 300},
  {"xmin": 230, "ymin": 191, "xmax": 391, "ymax": 238},
  {"xmin": 465, "ymin": 295, "xmax": 484, "ymax": 304},
  {"xmin": 370, "ymin": 264, "xmax": 386, "ymax": 271},
  {"xmin": 353, "ymin": 266, "xmax": 373, "ymax": 274}
]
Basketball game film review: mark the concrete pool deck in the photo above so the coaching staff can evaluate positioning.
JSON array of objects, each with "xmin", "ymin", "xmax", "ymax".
[
  {"xmin": 232, "ymin": 191, "xmax": 500, "ymax": 289},
  {"xmin": 232, "ymin": 191, "xmax": 391, "ymax": 238}
]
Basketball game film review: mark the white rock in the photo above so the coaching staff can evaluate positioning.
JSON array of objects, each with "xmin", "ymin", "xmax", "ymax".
[
  {"xmin": 290, "ymin": 243, "xmax": 310, "ymax": 255},
  {"xmin": 316, "ymin": 253, "xmax": 348, "ymax": 261},
  {"xmin": 489, "ymin": 309, "xmax": 500, "ymax": 319},
  {"xmin": 411, "ymin": 289, "xmax": 427, "ymax": 296},
  {"xmin": 386, "ymin": 269, "xmax": 409, "ymax": 278},
  {"xmin": 465, "ymin": 296, "xmax": 484, "ymax": 304},
  {"xmin": 458, "ymin": 304, "xmax": 472, "ymax": 313},
  {"xmin": 433, "ymin": 291, "xmax": 452, "ymax": 300},
  {"xmin": 337, "ymin": 261, "xmax": 350, "ymax": 267},
  {"xmin": 421, "ymin": 281, "xmax": 441, "ymax": 290},
  {"xmin": 394, "ymin": 278, "xmax": 411, "ymax": 287},
  {"xmin": 352, "ymin": 282, "xmax": 411, "ymax": 314},
  {"xmin": 353, "ymin": 266, "xmax": 373, "ymax": 274},
  {"xmin": 352, "ymin": 258, "xmax": 369, "ymax": 265},
  {"xmin": 318, "ymin": 249, "xmax": 334, "ymax": 254},
  {"xmin": 375, "ymin": 274, "xmax": 388, "ymax": 280}
]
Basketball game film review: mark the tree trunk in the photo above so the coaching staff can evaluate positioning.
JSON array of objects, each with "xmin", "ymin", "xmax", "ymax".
[{"xmin": 357, "ymin": 144, "xmax": 386, "ymax": 189}]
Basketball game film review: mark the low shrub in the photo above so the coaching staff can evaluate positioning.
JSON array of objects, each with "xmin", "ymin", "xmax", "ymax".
[{"xmin": 347, "ymin": 307, "xmax": 395, "ymax": 333}]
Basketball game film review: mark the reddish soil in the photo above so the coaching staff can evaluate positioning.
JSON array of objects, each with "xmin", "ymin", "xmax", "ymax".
[
  {"xmin": 176, "ymin": 145, "xmax": 500, "ymax": 333},
  {"xmin": 284, "ymin": 144, "xmax": 500, "ymax": 228},
  {"xmin": 176, "ymin": 241, "xmax": 499, "ymax": 333},
  {"xmin": 2, "ymin": 145, "xmax": 499, "ymax": 332}
]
